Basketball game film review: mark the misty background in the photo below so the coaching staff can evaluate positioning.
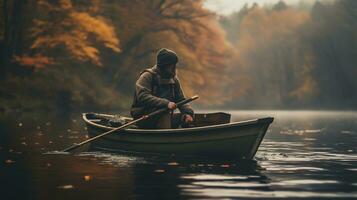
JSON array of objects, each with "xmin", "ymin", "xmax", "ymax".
[{"xmin": 0, "ymin": 0, "xmax": 356, "ymax": 114}]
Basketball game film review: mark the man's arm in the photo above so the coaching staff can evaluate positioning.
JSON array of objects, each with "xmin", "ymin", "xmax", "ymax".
[{"xmin": 136, "ymin": 72, "xmax": 170, "ymax": 108}]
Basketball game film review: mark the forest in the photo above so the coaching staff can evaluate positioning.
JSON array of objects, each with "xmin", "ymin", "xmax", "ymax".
[{"xmin": 0, "ymin": 0, "xmax": 356, "ymax": 114}]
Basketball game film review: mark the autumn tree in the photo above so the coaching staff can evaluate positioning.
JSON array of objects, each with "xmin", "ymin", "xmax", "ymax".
[
  {"xmin": 105, "ymin": 0, "xmax": 231, "ymax": 104},
  {"xmin": 219, "ymin": 4, "xmax": 250, "ymax": 45},
  {"xmin": 15, "ymin": 0, "xmax": 120, "ymax": 69},
  {"xmin": 307, "ymin": 0, "xmax": 357, "ymax": 107},
  {"xmin": 0, "ymin": 0, "xmax": 124, "ymax": 113},
  {"xmin": 220, "ymin": 2, "xmax": 316, "ymax": 108}
]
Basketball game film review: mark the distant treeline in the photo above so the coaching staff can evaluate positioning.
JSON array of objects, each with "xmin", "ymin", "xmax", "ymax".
[
  {"xmin": 219, "ymin": 0, "xmax": 357, "ymax": 109},
  {"xmin": 0, "ymin": 0, "xmax": 356, "ymax": 113}
]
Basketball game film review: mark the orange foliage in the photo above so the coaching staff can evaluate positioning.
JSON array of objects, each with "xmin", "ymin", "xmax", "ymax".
[
  {"xmin": 29, "ymin": 0, "xmax": 120, "ymax": 66},
  {"xmin": 14, "ymin": 54, "xmax": 54, "ymax": 69}
]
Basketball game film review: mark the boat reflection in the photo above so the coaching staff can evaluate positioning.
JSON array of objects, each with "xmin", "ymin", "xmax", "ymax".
[{"xmin": 83, "ymin": 152, "xmax": 270, "ymax": 199}]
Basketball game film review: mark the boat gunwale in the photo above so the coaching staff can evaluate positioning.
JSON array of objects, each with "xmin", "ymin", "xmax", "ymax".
[
  {"xmin": 99, "ymin": 130, "xmax": 262, "ymax": 144},
  {"xmin": 82, "ymin": 113, "xmax": 274, "ymax": 134}
]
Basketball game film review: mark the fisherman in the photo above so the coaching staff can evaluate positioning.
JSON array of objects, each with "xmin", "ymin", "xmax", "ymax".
[{"xmin": 131, "ymin": 48, "xmax": 194, "ymax": 129}]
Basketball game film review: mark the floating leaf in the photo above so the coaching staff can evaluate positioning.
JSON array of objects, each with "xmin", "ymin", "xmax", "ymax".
[
  {"xmin": 83, "ymin": 175, "xmax": 91, "ymax": 181},
  {"xmin": 5, "ymin": 160, "xmax": 15, "ymax": 164},
  {"xmin": 168, "ymin": 162, "xmax": 179, "ymax": 166},
  {"xmin": 57, "ymin": 185, "xmax": 74, "ymax": 189}
]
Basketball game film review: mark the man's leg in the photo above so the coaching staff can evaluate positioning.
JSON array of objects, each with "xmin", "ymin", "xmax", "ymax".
[
  {"xmin": 135, "ymin": 116, "xmax": 158, "ymax": 129},
  {"xmin": 135, "ymin": 112, "xmax": 173, "ymax": 129},
  {"xmin": 171, "ymin": 113, "xmax": 186, "ymax": 129},
  {"xmin": 156, "ymin": 112, "xmax": 172, "ymax": 129}
]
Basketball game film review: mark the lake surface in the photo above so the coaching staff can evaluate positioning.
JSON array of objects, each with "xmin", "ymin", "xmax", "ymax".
[{"xmin": 1, "ymin": 110, "xmax": 357, "ymax": 199}]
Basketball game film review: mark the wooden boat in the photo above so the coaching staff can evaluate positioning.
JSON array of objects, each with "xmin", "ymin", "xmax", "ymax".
[{"xmin": 82, "ymin": 112, "xmax": 274, "ymax": 159}]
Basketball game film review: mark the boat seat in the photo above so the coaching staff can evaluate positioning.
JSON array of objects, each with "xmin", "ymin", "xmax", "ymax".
[{"xmin": 192, "ymin": 112, "xmax": 231, "ymax": 127}]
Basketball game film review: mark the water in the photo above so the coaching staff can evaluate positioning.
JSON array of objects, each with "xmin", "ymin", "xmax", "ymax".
[{"xmin": 1, "ymin": 111, "xmax": 357, "ymax": 199}]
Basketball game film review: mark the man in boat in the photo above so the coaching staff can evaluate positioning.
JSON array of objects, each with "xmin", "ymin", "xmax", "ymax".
[{"xmin": 131, "ymin": 48, "xmax": 194, "ymax": 129}]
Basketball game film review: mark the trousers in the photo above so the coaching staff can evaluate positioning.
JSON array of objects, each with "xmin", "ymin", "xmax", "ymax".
[{"xmin": 135, "ymin": 112, "xmax": 186, "ymax": 129}]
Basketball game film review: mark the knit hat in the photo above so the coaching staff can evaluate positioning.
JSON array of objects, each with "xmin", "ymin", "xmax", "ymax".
[{"xmin": 156, "ymin": 48, "xmax": 178, "ymax": 68}]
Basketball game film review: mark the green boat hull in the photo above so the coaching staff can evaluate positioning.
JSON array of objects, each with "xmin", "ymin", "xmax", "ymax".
[{"xmin": 83, "ymin": 113, "xmax": 274, "ymax": 159}]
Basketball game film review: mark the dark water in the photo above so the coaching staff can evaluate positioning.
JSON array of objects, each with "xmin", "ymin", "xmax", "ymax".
[{"xmin": 1, "ymin": 111, "xmax": 357, "ymax": 199}]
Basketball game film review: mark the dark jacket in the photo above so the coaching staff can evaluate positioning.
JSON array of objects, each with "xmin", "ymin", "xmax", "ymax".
[{"xmin": 130, "ymin": 66, "xmax": 194, "ymax": 118}]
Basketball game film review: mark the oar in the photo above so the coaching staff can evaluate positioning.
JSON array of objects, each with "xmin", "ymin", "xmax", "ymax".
[{"xmin": 61, "ymin": 95, "xmax": 199, "ymax": 152}]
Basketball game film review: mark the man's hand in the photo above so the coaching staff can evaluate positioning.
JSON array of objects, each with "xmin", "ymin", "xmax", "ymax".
[
  {"xmin": 184, "ymin": 114, "xmax": 194, "ymax": 123},
  {"xmin": 167, "ymin": 102, "xmax": 177, "ymax": 110}
]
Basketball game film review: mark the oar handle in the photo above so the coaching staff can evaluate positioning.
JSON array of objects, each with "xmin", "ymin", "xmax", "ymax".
[
  {"xmin": 146, "ymin": 95, "xmax": 199, "ymax": 118},
  {"xmin": 177, "ymin": 95, "xmax": 199, "ymax": 107}
]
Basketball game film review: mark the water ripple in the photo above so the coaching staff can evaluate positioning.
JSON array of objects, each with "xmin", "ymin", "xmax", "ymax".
[{"xmin": 180, "ymin": 188, "xmax": 357, "ymax": 198}]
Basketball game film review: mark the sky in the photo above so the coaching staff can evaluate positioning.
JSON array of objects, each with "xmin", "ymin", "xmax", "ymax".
[{"xmin": 203, "ymin": 0, "xmax": 330, "ymax": 15}]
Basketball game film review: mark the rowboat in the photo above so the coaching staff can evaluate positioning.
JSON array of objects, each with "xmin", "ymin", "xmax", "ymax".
[{"xmin": 82, "ymin": 112, "xmax": 274, "ymax": 159}]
